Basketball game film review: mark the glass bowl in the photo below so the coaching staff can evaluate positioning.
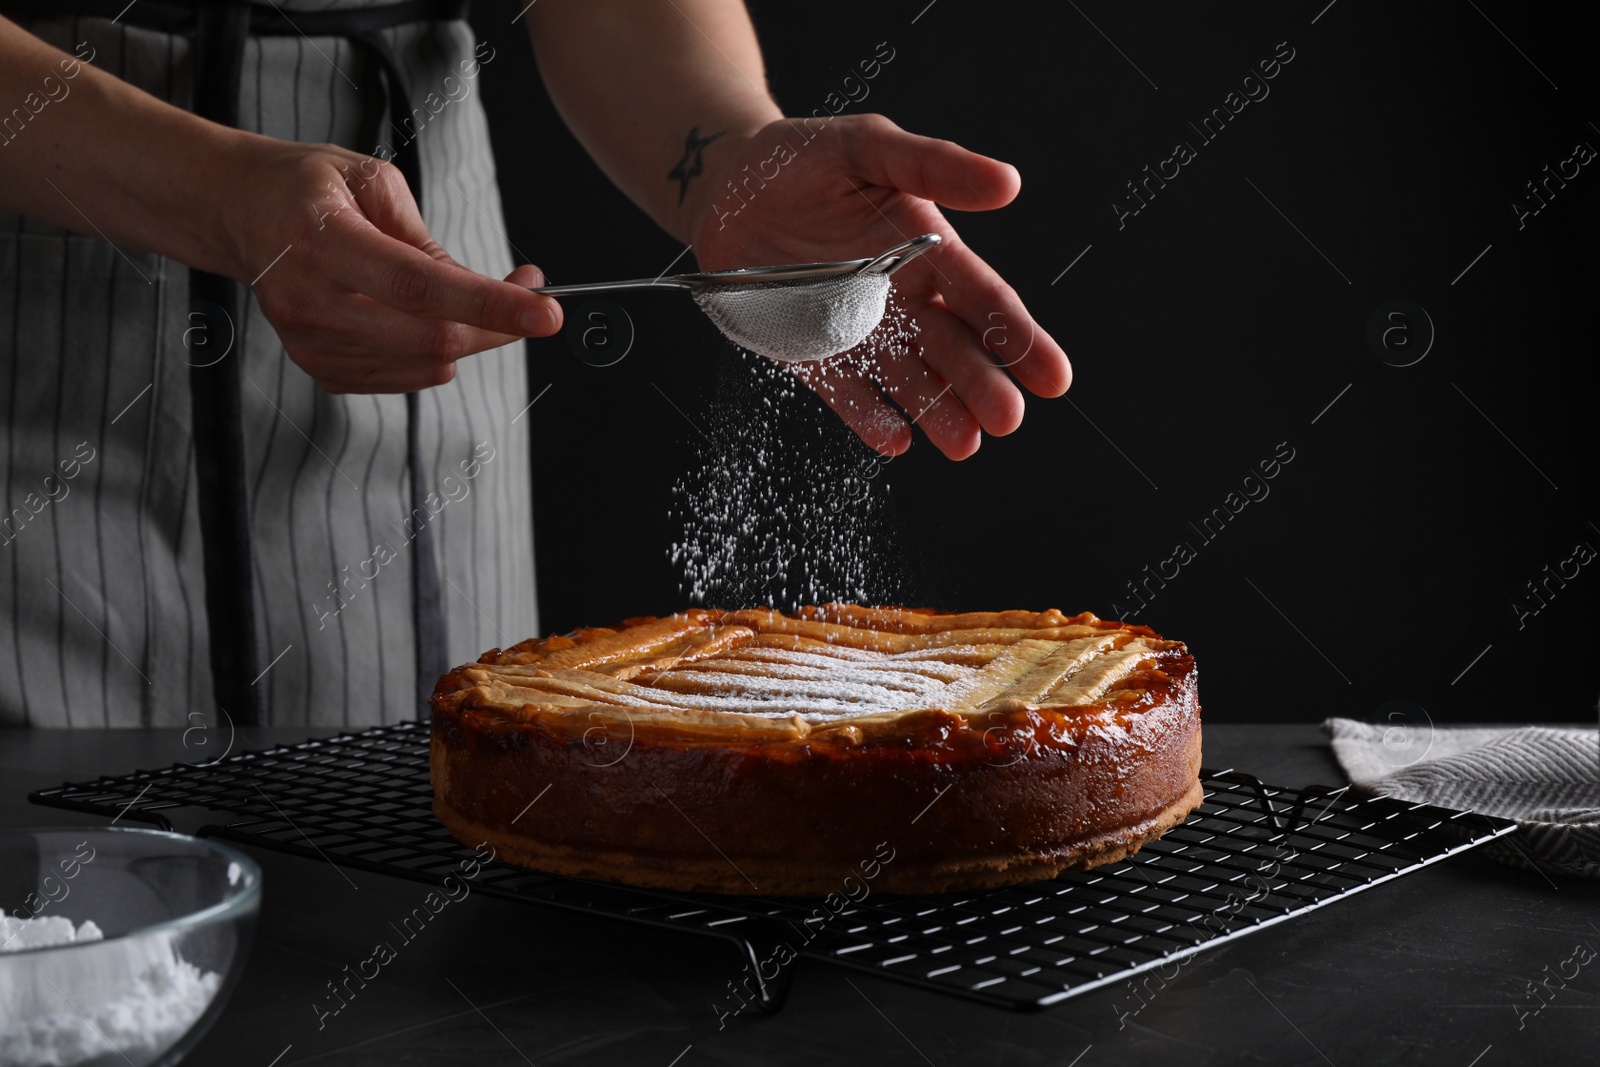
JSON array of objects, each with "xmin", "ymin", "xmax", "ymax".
[{"xmin": 0, "ymin": 827, "xmax": 261, "ymax": 1067}]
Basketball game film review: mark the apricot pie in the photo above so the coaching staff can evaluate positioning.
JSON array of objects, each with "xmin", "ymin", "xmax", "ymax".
[{"xmin": 430, "ymin": 605, "xmax": 1202, "ymax": 895}]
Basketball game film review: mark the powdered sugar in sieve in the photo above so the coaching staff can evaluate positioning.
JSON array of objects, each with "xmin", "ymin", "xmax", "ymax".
[
  {"xmin": 531, "ymin": 234, "xmax": 938, "ymax": 364},
  {"xmin": 693, "ymin": 272, "xmax": 890, "ymax": 363}
]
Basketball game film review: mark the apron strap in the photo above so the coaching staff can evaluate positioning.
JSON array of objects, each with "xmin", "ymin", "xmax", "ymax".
[
  {"xmin": 346, "ymin": 26, "xmax": 451, "ymax": 714},
  {"xmin": 190, "ymin": 2, "xmax": 264, "ymax": 725}
]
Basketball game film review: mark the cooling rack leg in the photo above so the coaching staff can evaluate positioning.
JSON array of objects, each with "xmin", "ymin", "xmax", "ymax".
[{"xmin": 732, "ymin": 932, "xmax": 797, "ymax": 1015}]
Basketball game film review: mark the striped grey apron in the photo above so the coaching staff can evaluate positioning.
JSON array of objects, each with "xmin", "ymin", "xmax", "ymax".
[{"xmin": 0, "ymin": 0, "xmax": 538, "ymax": 728}]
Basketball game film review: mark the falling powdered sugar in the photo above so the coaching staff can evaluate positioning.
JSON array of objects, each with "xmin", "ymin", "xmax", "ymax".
[{"xmin": 670, "ymin": 287, "xmax": 922, "ymax": 611}]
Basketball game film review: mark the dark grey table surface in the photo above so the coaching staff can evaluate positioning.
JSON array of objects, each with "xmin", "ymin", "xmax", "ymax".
[{"xmin": 2, "ymin": 724, "xmax": 1595, "ymax": 1066}]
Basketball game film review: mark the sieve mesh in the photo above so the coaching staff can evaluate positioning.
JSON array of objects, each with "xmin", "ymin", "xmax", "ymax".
[{"xmin": 694, "ymin": 272, "xmax": 890, "ymax": 362}]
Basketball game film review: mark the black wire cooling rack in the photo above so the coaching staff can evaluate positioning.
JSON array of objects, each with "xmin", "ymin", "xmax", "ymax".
[{"xmin": 28, "ymin": 721, "xmax": 1516, "ymax": 1014}]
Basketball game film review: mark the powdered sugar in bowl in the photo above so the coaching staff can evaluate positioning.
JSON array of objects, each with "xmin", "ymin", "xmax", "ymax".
[{"xmin": 1, "ymin": 827, "xmax": 261, "ymax": 1067}]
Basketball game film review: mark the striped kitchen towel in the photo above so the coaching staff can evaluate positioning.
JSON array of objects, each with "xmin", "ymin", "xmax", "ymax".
[{"xmin": 1324, "ymin": 719, "xmax": 1600, "ymax": 880}]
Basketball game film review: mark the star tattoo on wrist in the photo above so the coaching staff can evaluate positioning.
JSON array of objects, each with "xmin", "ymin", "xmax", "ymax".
[{"xmin": 667, "ymin": 126, "xmax": 725, "ymax": 205}]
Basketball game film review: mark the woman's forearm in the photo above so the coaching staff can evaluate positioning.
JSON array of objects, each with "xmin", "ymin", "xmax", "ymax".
[
  {"xmin": 0, "ymin": 17, "xmax": 250, "ymax": 279},
  {"xmin": 524, "ymin": 0, "xmax": 783, "ymax": 244}
]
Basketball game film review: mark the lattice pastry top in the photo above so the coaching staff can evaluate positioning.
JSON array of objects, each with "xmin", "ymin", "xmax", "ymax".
[{"xmin": 433, "ymin": 605, "xmax": 1187, "ymax": 744}]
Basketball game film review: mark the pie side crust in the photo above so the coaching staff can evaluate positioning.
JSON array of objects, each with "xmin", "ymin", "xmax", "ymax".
[{"xmin": 430, "ymin": 605, "xmax": 1203, "ymax": 895}]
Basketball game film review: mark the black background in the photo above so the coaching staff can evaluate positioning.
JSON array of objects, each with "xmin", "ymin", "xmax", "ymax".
[{"xmin": 466, "ymin": 1, "xmax": 1595, "ymax": 724}]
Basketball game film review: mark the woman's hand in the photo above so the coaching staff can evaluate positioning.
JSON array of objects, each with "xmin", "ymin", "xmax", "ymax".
[
  {"xmin": 0, "ymin": 22, "xmax": 556, "ymax": 394},
  {"xmin": 218, "ymin": 139, "xmax": 562, "ymax": 393},
  {"xmin": 688, "ymin": 114, "xmax": 1070, "ymax": 459}
]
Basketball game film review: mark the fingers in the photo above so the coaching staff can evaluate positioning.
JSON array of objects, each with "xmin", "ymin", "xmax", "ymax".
[
  {"xmin": 331, "ymin": 166, "xmax": 563, "ymax": 337},
  {"xmin": 798, "ymin": 302, "xmax": 1004, "ymax": 460},
  {"xmin": 288, "ymin": 295, "xmax": 518, "ymax": 383},
  {"xmin": 867, "ymin": 347, "xmax": 982, "ymax": 460},
  {"xmin": 792, "ymin": 363, "xmax": 913, "ymax": 457},
  {"xmin": 830, "ymin": 116, "xmax": 1069, "ymax": 400},
  {"xmin": 239, "ymin": 147, "xmax": 558, "ymax": 396},
  {"xmin": 503, "ymin": 263, "xmax": 544, "ymax": 288},
  {"xmin": 923, "ymin": 236, "xmax": 1072, "ymax": 399},
  {"xmin": 914, "ymin": 308, "xmax": 1026, "ymax": 436},
  {"xmin": 843, "ymin": 115, "xmax": 1020, "ymax": 212}
]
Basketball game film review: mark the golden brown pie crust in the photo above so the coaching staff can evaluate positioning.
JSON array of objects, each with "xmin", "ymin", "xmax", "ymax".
[{"xmin": 430, "ymin": 605, "xmax": 1202, "ymax": 895}]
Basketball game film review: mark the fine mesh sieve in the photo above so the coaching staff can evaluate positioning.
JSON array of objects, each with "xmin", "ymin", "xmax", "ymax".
[
  {"xmin": 692, "ymin": 272, "xmax": 890, "ymax": 363},
  {"xmin": 532, "ymin": 234, "xmax": 939, "ymax": 362}
]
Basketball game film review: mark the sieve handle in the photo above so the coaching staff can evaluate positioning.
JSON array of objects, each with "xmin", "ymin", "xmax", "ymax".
[
  {"xmin": 532, "ymin": 277, "xmax": 695, "ymax": 296},
  {"xmin": 530, "ymin": 232, "xmax": 940, "ymax": 296},
  {"xmin": 859, "ymin": 233, "xmax": 941, "ymax": 276}
]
